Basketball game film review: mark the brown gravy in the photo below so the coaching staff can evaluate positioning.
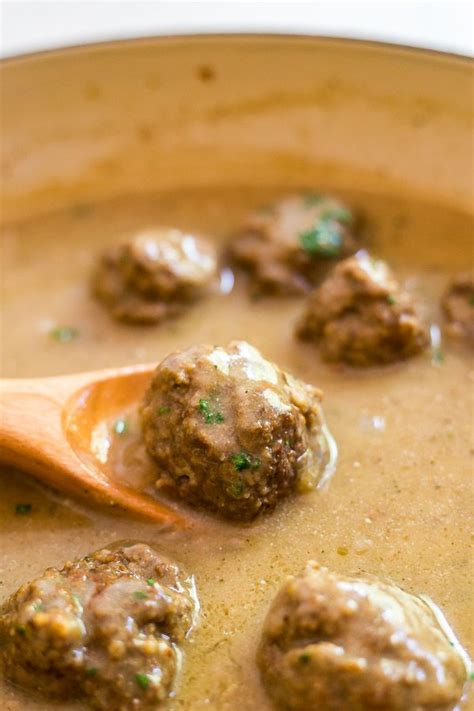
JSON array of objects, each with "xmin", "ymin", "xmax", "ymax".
[{"xmin": 0, "ymin": 187, "xmax": 472, "ymax": 709}]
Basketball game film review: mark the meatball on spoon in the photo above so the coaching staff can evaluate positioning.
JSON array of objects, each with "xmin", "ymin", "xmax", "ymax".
[{"xmin": 0, "ymin": 364, "xmax": 186, "ymax": 526}]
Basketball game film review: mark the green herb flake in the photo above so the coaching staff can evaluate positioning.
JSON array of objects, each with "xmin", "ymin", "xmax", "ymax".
[
  {"xmin": 50, "ymin": 326, "xmax": 79, "ymax": 343},
  {"xmin": 432, "ymin": 348, "xmax": 445, "ymax": 365},
  {"xmin": 135, "ymin": 673, "xmax": 150, "ymax": 690},
  {"xmin": 33, "ymin": 602, "xmax": 44, "ymax": 612},
  {"xmin": 113, "ymin": 418, "xmax": 128, "ymax": 435},
  {"xmin": 72, "ymin": 593, "xmax": 82, "ymax": 606},
  {"xmin": 303, "ymin": 192, "xmax": 323, "ymax": 207},
  {"xmin": 158, "ymin": 406, "xmax": 170, "ymax": 415},
  {"xmin": 386, "ymin": 294, "xmax": 397, "ymax": 305},
  {"xmin": 15, "ymin": 503, "xmax": 32, "ymax": 516},
  {"xmin": 469, "ymin": 295, "xmax": 474, "ymax": 306},
  {"xmin": 199, "ymin": 399, "xmax": 224, "ymax": 425},
  {"xmin": 299, "ymin": 652, "xmax": 311, "ymax": 664},
  {"xmin": 230, "ymin": 480, "xmax": 245, "ymax": 499},
  {"xmin": 231, "ymin": 452, "xmax": 260, "ymax": 472},
  {"xmin": 469, "ymin": 671, "xmax": 474, "ymax": 681},
  {"xmin": 133, "ymin": 591, "xmax": 148, "ymax": 600},
  {"xmin": 16, "ymin": 625, "xmax": 26, "ymax": 637},
  {"xmin": 146, "ymin": 578, "xmax": 156, "ymax": 586},
  {"xmin": 86, "ymin": 667, "xmax": 99, "ymax": 677},
  {"xmin": 322, "ymin": 206, "xmax": 353, "ymax": 225},
  {"xmin": 299, "ymin": 218, "xmax": 343, "ymax": 258}
]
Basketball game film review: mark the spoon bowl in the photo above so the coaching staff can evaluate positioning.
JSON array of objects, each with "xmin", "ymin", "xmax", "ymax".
[{"xmin": 0, "ymin": 365, "xmax": 187, "ymax": 527}]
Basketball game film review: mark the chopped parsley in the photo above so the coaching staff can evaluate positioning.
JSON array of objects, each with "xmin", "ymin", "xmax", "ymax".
[
  {"xmin": 469, "ymin": 671, "xmax": 474, "ymax": 681},
  {"xmin": 16, "ymin": 625, "xmax": 26, "ymax": 637},
  {"xmin": 231, "ymin": 452, "xmax": 260, "ymax": 471},
  {"xmin": 299, "ymin": 652, "xmax": 312, "ymax": 664},
  {"xmin": 133, "ymin": 591, "xmax": 148, "ymax": 600},
  {"xmin": 158, "ymin": 406, "xmax": 170, "ymax": 415},
  {"xmin": 303, "ymin": 192, "xmax": 323, "ymax": 207},
  {"xmin": 135, "ymin": 673, "xmax": 150, "ymax": 689},
  {"xmin": 469, "ymin": 295, "xmax": 474, "ymax": 306},
  {"xmin": 386, "ymin": 294, "xmax": 397, "ymax": 305},
  {"xmin": 113, "ymin": 418, "xmax": 128, "ymax": 435},
  {"xmin": 299, "ymin": 217, "xmax": 343, "ymax": 258},
  {"xmin": 15, "ymin": 503, "xmax": 32, "ymax": 515},
  {"xmin": 432, "ymin": 348, "xmax": 445, "ymax": 365},
  {"xmin": 50, "ymin": 326, "xmax": 79, "ymax": 343},
  {"xmin": 322, "ymin": 206, "xmax": 352, "ymax": 224},
  {"xmin": 86, "ymin": 667, "xmax": 99, "ymax": 677},
  {"xmin": 33, "ymin": 602, "xmax": 44, "ymax": 612},
  {"xmin": 199, "ymin": 399, "xmax": 224, "ymax": 424},
  {"xmin": 230, "ymin": 480, "xmax": 245, "ymax": 499},
  {"xmin": 146, "ymin": 578, "xmax": 156, "ymax": 586}
]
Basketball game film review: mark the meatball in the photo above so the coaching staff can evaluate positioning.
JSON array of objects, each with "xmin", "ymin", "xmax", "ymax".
[
  {"xmin": 230, "ymin": 193, "xmax": 357, "ymax": 295},
  {"xmin": 141, "ymin": 341, "xmax": 328, "ymax": 520},
  {"xmin": 258, "ymin": 562, "xmax": 468, "ymax": 711},
  {"xmin": 93, "ymin": 227, "xmax": 218, "ymax": 323},
  {"xmin": 0, "ymin": 543, "xmax": 198, "ymax": 710},
  {"xmin": 441, "ymin": 273, "xmax": 474, "ymax": 341},
  {"xmin": 297, "ymin": 251, "xmax": 428, "ymax": 366}
]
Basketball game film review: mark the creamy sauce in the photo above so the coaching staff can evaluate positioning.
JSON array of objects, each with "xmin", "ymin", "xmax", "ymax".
[{"xmin": 0, "ymin": 187, "xmax": 472, "ymax": 710}]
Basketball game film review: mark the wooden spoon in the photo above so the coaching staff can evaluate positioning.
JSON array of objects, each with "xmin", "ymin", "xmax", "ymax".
[{"xmin": 0, "ymin": 365, "xmax": 187, "ymax": 527}]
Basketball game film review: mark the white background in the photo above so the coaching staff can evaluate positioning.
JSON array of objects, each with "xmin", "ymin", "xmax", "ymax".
[{"xmin": 1, "ymin": 0, "xmax": 473, "ymax": 59}]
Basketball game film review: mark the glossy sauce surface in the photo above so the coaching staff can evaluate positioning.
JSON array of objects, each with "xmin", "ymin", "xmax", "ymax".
[{"xmin": 0, "ymin": 187, "xmax": 472, "ymax": 709}]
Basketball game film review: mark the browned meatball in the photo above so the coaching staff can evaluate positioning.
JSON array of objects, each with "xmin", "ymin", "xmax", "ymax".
[
  {"xmin": 0, "ymin": 543, "xmax": 198, "ymax": 710},
  {"xmin": 230, "ymin": 193, "xmax": 357, "ymax": 295},
  {"xmin": 93, "ymin": 228, "xmax": 218, "ymax": 323},
  {"xmin": 441, "ymin": 273, "xmax": 474, "ymax": 341},
  {"xmin": 141, "ymin": 341, "xmax": 329, "ymax": 520},
  {"xmin": 258, "ymin": 562, "xmax": 468, "ymax": 711},
  {"xmin": 297, "ymin": 251, "xmax": 428, "ymax": 366}
]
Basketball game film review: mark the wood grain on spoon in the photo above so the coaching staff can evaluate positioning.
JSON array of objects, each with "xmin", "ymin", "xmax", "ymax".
[{"xmin": 0, "ymin": 365, "xmax": 187, "ymax": 527}]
